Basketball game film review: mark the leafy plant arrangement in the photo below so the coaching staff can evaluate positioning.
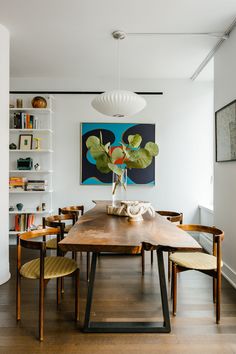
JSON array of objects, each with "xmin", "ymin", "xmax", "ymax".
[{"xmin": 86, "ymin": 132, "xmax": 159, "ymax": 194}]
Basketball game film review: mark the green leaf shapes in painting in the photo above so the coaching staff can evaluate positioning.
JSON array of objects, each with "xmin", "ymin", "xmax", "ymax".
[
  {"xmin": 128, "ymin": 134, "xmax": 142, "ymax": 148},
  {"xmin": 145, "ymin": 142, "xmax": 159, "ymax": 157}
]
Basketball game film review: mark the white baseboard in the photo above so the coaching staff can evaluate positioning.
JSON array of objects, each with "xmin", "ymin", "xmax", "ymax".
[
  {"xmin": 198, "ymin": 233, "xmax": 236, "ymax": 289},
  {"xmin": 222, "ymin": 262, "xmax": 236, "ymax": 289}
]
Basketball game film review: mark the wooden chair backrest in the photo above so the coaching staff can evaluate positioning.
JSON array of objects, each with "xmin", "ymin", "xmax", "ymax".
[
  {"xmin": 43, "ymin": 214, "xmax": 76, "ymax": 229},
  {"xmin": 156, "ymin": 211, "xmax": 183, "ymax": 224},
  {"xmin": 58, "ymin": 206, "xmax": 84, "ymax": 221},
  {"xmin": 17, "ymin": 228, "xmax": 61, "ymax": 277}
]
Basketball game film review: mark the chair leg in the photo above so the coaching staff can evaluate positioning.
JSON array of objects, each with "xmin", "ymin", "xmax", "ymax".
[
  {"xmin": 141, "ymin": 248, "xmax": 145, "ymax": 275},
  {"xmin": 151, "ymin": 250, "xmax": 153, "ymax": 265},
  {"xmin": 172, "ymin": 263, "xmax": 177, "ymax": 316},
  {"xmin": 87, "ymin": 252, "xmax": 90, "ymax": 281},
  {"xmin": 61, "ymin": 277, "xmax": 64, "ymax": 294},
  {"xmin": 39, "ymin": 278, "xmax": 45, "ymax": 341},
  {"xmin": 213, "ymin": 277, "xmax": 216, "ymax": 303},
  {"xmin": 57, "ymin": 277, "xmax": 62, "ymax": 306},
  {"xmin": 216, "ymin": 271, "xmax": 221, "ymax": 324},
  {"xmin": 75, "ymin": 269, "xmax": 80, "ymax": 321},
  {"xmin": 16, "ymin": 272, "xmax": 21, "ymax": 321},
  {"xmin": 168, "ymin": 252, "xmax": 171, "ymax": 282}
]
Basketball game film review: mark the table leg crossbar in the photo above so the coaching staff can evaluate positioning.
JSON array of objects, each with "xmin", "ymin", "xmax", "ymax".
[{"xmin": 83, "ymin": 250, "xmax": 171, "ymax": 333}]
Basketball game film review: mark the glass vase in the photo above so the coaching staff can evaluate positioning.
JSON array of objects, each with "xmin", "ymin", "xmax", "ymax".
[{"xmin": 112, "ymin": 168, "xmax": 127, "ymax": 207}]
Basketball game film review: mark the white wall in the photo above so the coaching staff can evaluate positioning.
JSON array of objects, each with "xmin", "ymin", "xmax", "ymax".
[
  {"xmin": 214, "ymin": 28, "xmax": 236, "ymax": 288},
  {"xmin": 10, "ymin": 78, "xmax": 213, "ymax": 223},
  {"xmin": 0, "ymin": 24, "xmax": 10, "ymax": 285}
]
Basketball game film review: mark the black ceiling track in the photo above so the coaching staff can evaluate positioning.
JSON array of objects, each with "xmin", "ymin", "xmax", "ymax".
[{"xmin": 10, "ymin": 91, "xmax": 163, "ymax": 95}]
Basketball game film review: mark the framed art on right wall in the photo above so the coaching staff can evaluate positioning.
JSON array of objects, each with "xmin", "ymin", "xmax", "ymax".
[{"xmin": 215, "ymin": 99, "xmax": 236, "ymax": 162}]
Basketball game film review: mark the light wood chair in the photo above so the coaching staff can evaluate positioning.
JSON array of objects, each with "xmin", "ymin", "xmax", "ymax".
[
  {"xmin": 16, "ymin": 228, "xmax": 80, "ymax": 341},
  {"xmin": 170, "ymin": 224, "xmax": 224, "ymax": 324},
  {"xmin": 151, "ymin": 211, "xmax": 183, "ymax": 280}
]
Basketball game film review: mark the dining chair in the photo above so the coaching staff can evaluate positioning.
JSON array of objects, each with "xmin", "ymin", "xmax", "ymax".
[
  {"xmin": 16, "ymin": 228, "xmax": 80, "ymax": 341},
  {"xmin": 43, "ymin": 214, "xmax": 76, "ymax": 253},
  {"xmin": 170, "ymin": 224, "xmax": 224, "ymax": 324},
  {"xmin": 153, "ymin": 211, "xmax": 183, "ymax": 280},
  {"xmin": 59, "ymin": 206, "xmax": 91, "ymax": 280}
]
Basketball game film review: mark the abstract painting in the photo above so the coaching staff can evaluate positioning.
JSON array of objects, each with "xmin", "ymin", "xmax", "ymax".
[{"xmin": 81, "ymin": 123, "xmax": 155, "ymax": 185}]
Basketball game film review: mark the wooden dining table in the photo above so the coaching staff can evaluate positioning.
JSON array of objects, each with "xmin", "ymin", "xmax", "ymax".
[{"xmin": 59, "ymin": 200, "xmax": 201, "ymax": 333}]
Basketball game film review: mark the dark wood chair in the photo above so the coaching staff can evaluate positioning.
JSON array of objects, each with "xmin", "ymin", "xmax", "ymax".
[
  {"xmin": 43, "ymin": 214, "xmax": 76, "ymax": 251},
  {"xmin": 58, "ymin": 205, "xmax": 84, "ymax": 221},
  {"xmin": 16, "ymin": 228, "xmax": 80, "ymax": 341},
  {"xmin": 170, "ymin": 224, "xmax": 224, "ymax": 324},
  {"xmin": 59, "ymin": 206, "xmax": 91, "ymax": 280},
  {"xmin": 151, "ymin": 211, "xmax": 183, "ymax": 280}
]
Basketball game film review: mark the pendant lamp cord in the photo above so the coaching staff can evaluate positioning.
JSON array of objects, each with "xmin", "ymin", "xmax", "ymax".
[{"xmin": 117, "ymin": 37, "xmax": 120, "ymax": 90}]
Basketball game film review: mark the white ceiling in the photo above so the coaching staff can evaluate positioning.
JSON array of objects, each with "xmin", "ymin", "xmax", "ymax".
[{"xmin": 0, "ymin": 0, "xmax": 235, "ymax": 82}]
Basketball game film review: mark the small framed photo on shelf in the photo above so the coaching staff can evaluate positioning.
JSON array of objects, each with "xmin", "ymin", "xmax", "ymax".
[
  {"xmin": 215, "ymin": 99, "xmax": 236, "ymax": 162},
  {"xmin": 19, "ymin": 134, "xmax": 33, "ymax": 150}
]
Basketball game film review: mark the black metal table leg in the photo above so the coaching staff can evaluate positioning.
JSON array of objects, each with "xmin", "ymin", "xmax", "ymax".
[{"xmin": 83, "ymin": 249, "xmax": 171, "ymax": 333}]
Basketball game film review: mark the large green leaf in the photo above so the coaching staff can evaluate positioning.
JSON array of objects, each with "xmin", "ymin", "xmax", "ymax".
[
  {"xmin": 128, "ymin": 134, "xmax": 142, "ymax": 148},
  {"xmin": 89, "ymin": 145, "xmax": 105, "ymax": 160},
  {"xmin": 86, "ymin": 136, "xmax": 100, "ymax": 149},
  {"xmin": 145, "ymin": 142, "xmax": 159, "ymax": 157},
  {"xmin": 108, "ymin": 163, "xmax": 123, "ymax": 176},
  {"xmin": 111, "ymin": 148, "xmax": 124, "ymax": 162},
  {"xmin": 126, "ymin": 148, "xmax": 152, "ymax": 169},
  {"xmin": 96, "ymin": 155, "xmax": 110, "ymax": 173}
]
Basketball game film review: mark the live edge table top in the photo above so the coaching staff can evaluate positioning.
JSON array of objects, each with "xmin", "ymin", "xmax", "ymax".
[{"xmin": 59, "ymin": 201, "xmax": 201, "ymax": 254}]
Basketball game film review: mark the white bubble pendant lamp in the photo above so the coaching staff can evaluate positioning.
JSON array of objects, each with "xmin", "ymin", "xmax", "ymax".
[{"xmin": 91, "ymin": 31, "xmax": 146, "ymax": 117}]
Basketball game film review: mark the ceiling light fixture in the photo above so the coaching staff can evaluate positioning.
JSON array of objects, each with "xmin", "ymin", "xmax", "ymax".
[{"xmin": 91, "ymin": 30, "xmax": 146, "ymax": 117}]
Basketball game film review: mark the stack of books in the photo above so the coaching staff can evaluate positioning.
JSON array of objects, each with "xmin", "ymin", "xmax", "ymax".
[
  {"xmin": 26, "ymin": 180, "xmax": 47, "ymax": 191},
  {"xmin": 10, "ymin": 113, "xmax": 38, "ymax": 129},
  {"xmin": 9, "ymin": 177, "xmax": 26, "ymax": 191},
  {"xmin": 14, "ymin": 214, "xmax": 35, "ymax": 232}
]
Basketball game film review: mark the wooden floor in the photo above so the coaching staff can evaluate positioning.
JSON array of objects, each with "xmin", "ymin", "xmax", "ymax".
[{"xmin": 1, "ymin": 247, "xmax": 236, "ymax": 353}]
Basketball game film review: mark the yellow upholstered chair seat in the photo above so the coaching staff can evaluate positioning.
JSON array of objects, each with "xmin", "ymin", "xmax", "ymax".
[
  {"xmin": 64, "ymin": 224, "xmax": 72, "ymax": 233},
  {"xmin": 170, "ymin": 252, "xmax": 223, "ymax": 270},
  {"xmin": 46, "ymin": 238, "xmax": 57, "ymax": 249},
  {"xmin": 20, "ymin": 256, "xmax": 77, "ymax": 279}
]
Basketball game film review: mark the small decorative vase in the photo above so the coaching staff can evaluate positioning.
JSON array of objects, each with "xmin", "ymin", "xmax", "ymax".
[
  {"xmin": 112, "ymin": 168, "xmax": 127, "ymax": 207},
  {"xmin": 16, "ymin": 203, "xmax": 23, "ymax": 211}
]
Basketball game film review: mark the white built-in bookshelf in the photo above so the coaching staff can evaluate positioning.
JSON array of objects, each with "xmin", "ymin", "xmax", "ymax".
[{"xmin": 9, "ymin": 94, "xmax": 54, "ymax": 244}]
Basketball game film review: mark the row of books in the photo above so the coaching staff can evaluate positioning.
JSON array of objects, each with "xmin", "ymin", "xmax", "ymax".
[
  {"xmin": 9, "ymin": 177, "xmax": 26, "ymax": 190},
  {"xmin": 9, "ymin": 177, "xmax": 47, "ymax": 191},
  {"xmin": 14, "ymin": 214, "xmax": 35, "ymax": 232},
  {"xmin": 26, "ymin": 180, "xmax": 47, "ymax": 191},
  {"xmin": 10, "ymin": 113, "xmax": 38, "ymax": 129}
]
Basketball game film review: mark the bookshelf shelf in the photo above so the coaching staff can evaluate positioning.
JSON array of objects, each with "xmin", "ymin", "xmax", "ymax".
[
  {"xmin": 10, "ymin": 129, "xmax": 53, "ymax": 133},
  {"xmin": 10, "ymin": 108, "xmax": 53, "ymax": 114},
  {"xmin": 9, "ymin": 94, "xmax": 54, "ymax": 240},
  {"xmin": 9, "ymin": 209, "xmax": 53, "ymax": 215},
  {"xmin": 10, "ymin": 149, "xmax": 53, "ymax": 153},
  {"xmin": 9, "ymin": 170, "xmax": 53, "ymax": 173},
  {"xmin": 9, "ymin": 190, "xmax": 53, "ymax": 194}
]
